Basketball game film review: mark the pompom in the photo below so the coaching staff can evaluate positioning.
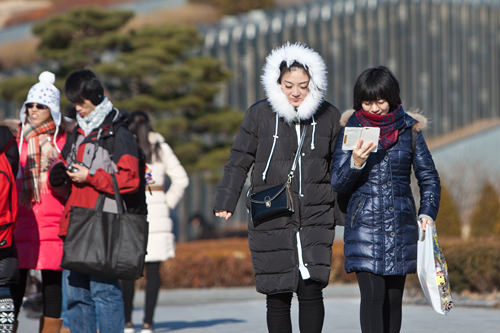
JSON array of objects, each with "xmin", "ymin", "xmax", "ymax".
[{"xmin": 38, "ymin": 71, "xmax": 55, "ymax": 85}]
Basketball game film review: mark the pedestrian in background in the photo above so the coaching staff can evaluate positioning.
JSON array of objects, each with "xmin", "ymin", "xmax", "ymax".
[
  {"xmin": 11, "ymin": 71, "xmax": 67, "ymax": 332},
  {"xmin": 214, "ymin": 43, "xmax": 342, "ymax": 333},
  {"xmin": 122, "ymin": 110, "xmax": 188, "ymax": 333},
  {"xmin": 49, "ymin": 69, "xmax": 143, "ymax": 333},
  {"xmin": 331, "ymin": 66, "xmax": 441, "ymax": 333},
  {"xmin": 0, "ymin": 124, "xmax": 20, "ymax": 333}
]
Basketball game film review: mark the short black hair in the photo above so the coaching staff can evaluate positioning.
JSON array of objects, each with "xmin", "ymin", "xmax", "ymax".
[
  {"xmin": 64, "ymin": 69, "xmax": 104, "ymax": 106},
  {"xmin": 277, "ymin": 61, "xmax": 310, "ymax": 84},
  {"xmin": 353, "ymin": 66, "xmax": 401, "ymax": 112}
]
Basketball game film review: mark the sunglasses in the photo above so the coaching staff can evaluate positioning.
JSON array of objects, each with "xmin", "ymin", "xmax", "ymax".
[{"xmin": 26, "ymin": 103, "xmax": 49, "ymax": 110}]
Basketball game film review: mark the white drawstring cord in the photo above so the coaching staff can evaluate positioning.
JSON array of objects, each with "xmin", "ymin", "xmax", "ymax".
[
  {"xmin": 53, "ymin": 126, "xmax": 61, "ymax": 153},
  {"xmin": 262, "ymin": 114, "xmax": 279, "ymax": 181},
  {"xmin": 311, "ymin": 115, "xmax": 316, "ymax": 150}
]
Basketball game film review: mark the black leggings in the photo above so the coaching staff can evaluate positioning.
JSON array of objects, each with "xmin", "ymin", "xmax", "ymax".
[
  {"xmin": 11, "ymin": 269, "xmax": 62, "ymax": 319},
  {"xmin": 266, "ymin": 278, "xmax": 324, "ymax": 333},
  {"xmin": 356, "ymin": 272, "xmax": 406, "ymax": 333},
  {"xmin": 121, "ymin": 262, "xmax": 161, "ymax": 325}
]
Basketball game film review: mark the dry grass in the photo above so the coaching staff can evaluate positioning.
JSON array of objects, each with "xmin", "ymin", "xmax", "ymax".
[
  {"xmin": 123, "ymin": 3, "xmax": 221, "ymax": 31},
  {"xmin": 0, "ymin": 38, "xmax": 39, "ymax": 68}
]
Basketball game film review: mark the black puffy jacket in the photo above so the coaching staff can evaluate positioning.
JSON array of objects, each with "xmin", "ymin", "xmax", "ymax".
[{"xmin": 215, "ymin": 97, "xmax": 342, "ymax": 294}]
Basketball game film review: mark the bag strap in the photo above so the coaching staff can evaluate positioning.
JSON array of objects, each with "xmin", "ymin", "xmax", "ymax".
[{"xmin": 287, "ymin": 127, "xmax": 307, "ymax": 184}]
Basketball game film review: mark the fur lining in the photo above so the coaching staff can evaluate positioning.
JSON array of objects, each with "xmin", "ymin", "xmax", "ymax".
[
  {"xmin": 261, "ymin": 43, "xmax": 327, "ymax": 123},
  {"xmin": 148, "ymin": 131, "xmax": 165, "ymax": 144},
  {"xmin": 339, "ymin": 109, "xmax": 428, "ymax": 132},
  {"xmin": 340, "ymin": 109, "xmax": 355, "ymax": 127},
  {"xmin": 406, "ymin": 111, "xmax": 427, "ymax": 132}
]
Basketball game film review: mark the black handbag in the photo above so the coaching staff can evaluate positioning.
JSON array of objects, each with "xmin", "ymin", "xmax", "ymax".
[
  {"xmin": 248, "ymin": 128, "xmax": 306, "ymax": 225},
  {"xmin": 61, "ymin": 174, "xmax": 148, "ymax": 280}
]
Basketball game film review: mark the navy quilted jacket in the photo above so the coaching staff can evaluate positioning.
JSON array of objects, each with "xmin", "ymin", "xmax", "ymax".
[{"xmin": 331, "ymin": 109, "xmax": 440, "ymax": 276}]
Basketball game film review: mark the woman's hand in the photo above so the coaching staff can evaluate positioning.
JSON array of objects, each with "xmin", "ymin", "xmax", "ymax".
[
  {"xmin": 66, "ymin": 163, "xmax": 89, "ymax": 184},
  {"xmin": 419, "ymin": 216, "xmax": 432, "ymax": 231},
  {"xmin": 215, "ymin": 210, "xmax": 232, "ymax": 221},
  {"xmin": 352, "ymin": 138, "xmax": 377, "ymax": 168}
]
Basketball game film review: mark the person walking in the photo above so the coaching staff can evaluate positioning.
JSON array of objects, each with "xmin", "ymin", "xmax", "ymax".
[
  {"xmin": 48, "ymin": 69, "xmax": 144, "ymax": 333},
  {"xmin": 0, "ymin": 124, "xmax": 19, "ymax": 333},
  {"xmin": 122, "ymin": 111, "xmax": 189, "ymax": 333},
  {"xmin": 11, "ymin": 71, "xmax": 67, "ymax": 332},
  {"xmin": 214, "ymin": 43, "xmax": 342, "ymax": 333},
  {"xmin": 330, "ymin": 66, "xmax": 441, "ymax": 333}
]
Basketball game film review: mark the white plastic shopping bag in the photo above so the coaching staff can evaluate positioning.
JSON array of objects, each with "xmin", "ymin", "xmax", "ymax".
[{"xmin": 416, "ymin": 220, "xmax": 454, "ymax": 315}]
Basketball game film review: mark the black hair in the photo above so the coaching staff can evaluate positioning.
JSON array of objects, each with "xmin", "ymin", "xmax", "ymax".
[
  {"xmin": 277, "ymin": 61, "xmax": 310, "ymax": 84},
  {"xmin": 64, "ymin": 69, "xmax": 104, "ymax": 106},
  {"xmin": 353, "ymin": 66, "xmax": 401, "ymax": 112},
  {"xmin": 128, "ymin": 110, "xmax": 161, "ymax": 164}
]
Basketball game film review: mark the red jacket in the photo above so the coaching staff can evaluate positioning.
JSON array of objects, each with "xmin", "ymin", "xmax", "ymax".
[
  {"xmin": 16, "ymin": 132, "xmax": 66, "ymax": 270},
  {"xmin": 57, "ymin": 110, "xmax": 141, "ymax": 237}
]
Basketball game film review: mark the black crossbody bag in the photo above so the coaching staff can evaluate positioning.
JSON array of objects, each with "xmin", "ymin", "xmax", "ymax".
[{"xmin": 248, "ymin": 128, "xmax": 306, "ymax": 226}]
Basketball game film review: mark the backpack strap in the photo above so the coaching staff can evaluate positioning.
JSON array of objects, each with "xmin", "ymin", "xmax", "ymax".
[{"xmin": 0, "ymin": 135, "xmax": 15, "ymax": 155}]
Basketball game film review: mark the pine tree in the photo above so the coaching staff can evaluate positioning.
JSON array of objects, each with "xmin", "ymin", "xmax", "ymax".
[
  {"xmin": 0, "ymin": 7, "xmax": 242, "ymax": 181},
  {"xmin": 435, "ymin": 184, "xmax": 462, "ymax": 237},
  {"xmin": 469, "ymin": 181, "xmax": 500, "ymax": 237}
]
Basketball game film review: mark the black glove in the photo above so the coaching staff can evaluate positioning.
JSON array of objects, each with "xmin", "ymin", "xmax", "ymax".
[{"xmin": 49, "ymin": 162, "xmax": 69, "ymax": 187}]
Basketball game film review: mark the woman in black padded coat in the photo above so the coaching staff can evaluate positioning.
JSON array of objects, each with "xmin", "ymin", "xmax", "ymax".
[{"xmin": 214, "ymin": 43, "xmax": 342, "ymax": 333}]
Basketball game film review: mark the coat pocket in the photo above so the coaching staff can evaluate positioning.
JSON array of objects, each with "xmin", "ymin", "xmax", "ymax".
[{"xmin": 350, "ymin": 196, "xmax": 366, "ymax": 228}]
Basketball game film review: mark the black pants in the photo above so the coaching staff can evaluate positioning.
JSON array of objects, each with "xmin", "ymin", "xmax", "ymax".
[
  {"xmin": 121, "ymin": 262, "xmax": 161, "ymax": 325},
  {"xmin": 356, "ymin": 272, "xmax": 406, "ymax": 333},
  {"xmin": 11, "ymin": 269, "xmax": 62, "ymax": 319},
  {"xmin": 266, "ymin": 277, "xmax": 324, "ymax": 333}
]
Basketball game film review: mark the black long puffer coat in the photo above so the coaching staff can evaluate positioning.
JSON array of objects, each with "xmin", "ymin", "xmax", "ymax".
[
  {"xmin": 215, "ymin": 99, "xmax": 341, "ymax": 294},
  {"xmin": 215, "ymin": 43, "xmax": 343, "ymax": 294}
]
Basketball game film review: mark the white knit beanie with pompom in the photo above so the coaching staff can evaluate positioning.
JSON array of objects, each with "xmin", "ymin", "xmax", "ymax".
[{"xmin": 19, "ymin": 71, "xmax": 61, "ymax": 127}]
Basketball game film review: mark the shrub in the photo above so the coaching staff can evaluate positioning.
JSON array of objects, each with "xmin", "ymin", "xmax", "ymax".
[
  {"xmin": 151, "ymin": 237, "xmax": 500, "ymax": 295},
  {"xmin": 469, "ymin": 181, "xmax": 500, "ymax": 237},
  {"xmin": 436, "ymin": 184, "xmax": 462, "ymax": 237},
  {"xmin": 149, "ymin": 237, "xmax": 352, "ymax": 289}
]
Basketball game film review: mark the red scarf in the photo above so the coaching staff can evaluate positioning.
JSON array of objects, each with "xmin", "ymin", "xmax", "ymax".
[
  {"xmin": 18, "ymin": 121, "xmax": 57, "ymax": 206},
  {"xmin": 354, "ymin": 105, "xmax": 405, "ymax": 150}
]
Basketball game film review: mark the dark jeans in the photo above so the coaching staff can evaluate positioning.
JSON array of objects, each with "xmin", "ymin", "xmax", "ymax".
[
  {"xmin": 65, "ymin": 270, "xmax": 124, "ymax": 333},
  {"xmin": 121, "ymin": 262, "xmax": 161, "ymax": 325},
  {"xmin": 11, "ymin": 269, "xmax": 62, "ymax": 319},
  {"xmin": 356, "ymin": 272, "xmax": 406, "ymax": 333},
  {"xmin": 266, "ymin": 277, "xmax": 324, "ymax": 333}
]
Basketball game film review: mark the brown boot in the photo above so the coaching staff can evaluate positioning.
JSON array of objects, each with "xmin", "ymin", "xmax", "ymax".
[
  {"xmin": 39, "ymin": 317, "xmax": 63, "ymax": 333},
  {"xmin": 13, "ymin": 320, "xmax": 18, "ymax": 333}
]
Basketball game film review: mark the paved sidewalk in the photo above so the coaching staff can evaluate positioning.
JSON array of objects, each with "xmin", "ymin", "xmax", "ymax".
[{"xmin": 17, "ymin": 285, "xmax": 500, "ymax": 332}]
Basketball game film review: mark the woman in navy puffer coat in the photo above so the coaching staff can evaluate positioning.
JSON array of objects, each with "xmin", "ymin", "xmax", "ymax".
[{"xmin": 331, "ymin": 66, "xmax": 440, "ymax": 333}]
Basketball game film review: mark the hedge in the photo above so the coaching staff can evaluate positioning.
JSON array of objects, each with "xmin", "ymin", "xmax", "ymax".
[{"xmin": 139, "ymin": 237, "xmax": 500, "ymax": 294}]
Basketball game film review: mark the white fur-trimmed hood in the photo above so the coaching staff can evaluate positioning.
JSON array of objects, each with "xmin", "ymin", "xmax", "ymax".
[{"xmin": 261, "ymin": 43, "xmax": 327, "ymax": 123}]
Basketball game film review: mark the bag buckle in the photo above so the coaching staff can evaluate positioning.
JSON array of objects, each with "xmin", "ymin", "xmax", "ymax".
[{"xmin": 265, "ymin": 196, "xmax": 272, "ymax": 208}]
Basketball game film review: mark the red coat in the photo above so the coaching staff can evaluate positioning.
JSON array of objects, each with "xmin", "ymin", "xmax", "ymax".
[{"xmin": 15, "ymin": 133, "xmax": 66, "ymax": 271}]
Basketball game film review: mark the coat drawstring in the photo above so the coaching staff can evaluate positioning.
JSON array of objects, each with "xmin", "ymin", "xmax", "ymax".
[
  {"xmin": 295, "ymin": 123, "xmax": 304, "ymax": 197},
  {"xmin": 311, "ymin": 115, "xmax": 316, "ymax": 150},
  {"xmin": 262, "ymin": 113, "xmax": 279, "ymax": 181}
]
